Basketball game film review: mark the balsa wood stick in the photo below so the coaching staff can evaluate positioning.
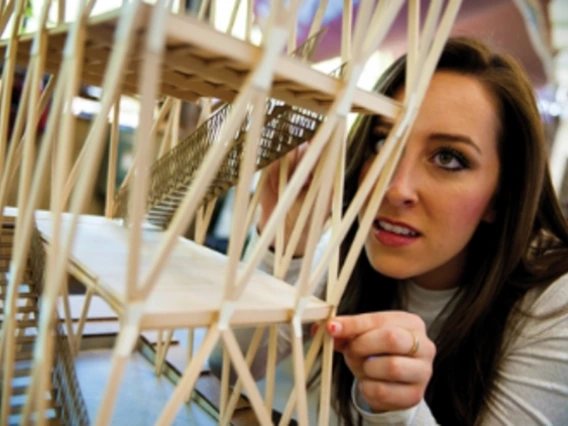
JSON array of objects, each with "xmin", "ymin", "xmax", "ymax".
[
  {"xmin": 0, "ymin": 0, "xmax": 15, "ymax": 37},
  {"xmin": 74, "ymin": 287, "xmax": 94, "ymax": 355},
  {"xmin": 219, "ymin": 344, "xmax": 231, "ymax": 421},
  {"xmin": 226, "ymin": 0, "xmax": 242, "ymax": 35},
  {"xmin": 197, "ymin": 0, "xmax": 210, "ymax": 21},
  {"xmin": 33, "ymin": 3, "xmax": 91, "ymax": 422},
  {"xmin": 221, "ymin": 329, "xmax": 272, "ymax": 425},
  {"xmin": 307, "ymin": 0, "xmax": 329, "ymax": 39},
  {"xmin": 19, "ymin": 1, "xmax": 145, "ymax": 420},
  {"xmin": 60, "ymin": 281, "xmax": 75, "ymax": 352},
  {"xmin": 0, "ymin": 3, "xmax": 53, "ymax": 423},
  {"xmin": 115, "ymin": 97, "xmax": 173, "ymax": 194},
  {"xmin": 319, "ymin": 121, "xmax": 346, "ymax": 426},
  {"xmin": 418, "ymin": 0, "xmax": 443, "ymax": 67},
  {"xmin": 264, "ymin": 324, "xmax": 278, "ymax": 415},
  {"xmin": 155, "ymin": 330, "xmax": 164, "ymax": 374},
  {"xmin": 223, "ymin": 92, "xmax": 265, "ymax": 299},
  {"xmin": 57, "ymin": 0, "xmax": 65, "ymax": 24},
  {"xmin": 105, "ymin": 98, "xmax": 121, "ymax": 218},
  {"xmin": 127, "ymin": 0, "xmax": 172, "ymax": 301},
  {"xmin": 406, "ymin": 0, "xmax": 420, "ymax": 101},
  {"xmin": 277, "ymin": 146, "xmax": 326, "ymax": 278},
  {"xmin": 0, "ymin": 74, "xmax": 55, "ymax": 223},
  {"xmin": 291, "ymin": 321, "xmax": 309, "ymax": 426},
  {"xmin": 155, "ymin": 326, "xmax": 221, "ymax": 426},
  {"xmin": 277, "ymin": 325, "xmax": 325, "ymax": 426},
  {"xmin": 274, "ymin": 156, "xmax": 290, "ymax": 276},
  {"xmin": 0, "ymin": 0, "xmax": 26, "ymax": 178},
  {"xmin": 170, "ymin": 99, "xmax": 181, "ymax": 148},
  {"xmin": 218, "ymin": 325, "xmax": 266, "ymax": 425},
  {"xmin": 244, "ymin": 169, "xmax": 267, "ymax": 232}
]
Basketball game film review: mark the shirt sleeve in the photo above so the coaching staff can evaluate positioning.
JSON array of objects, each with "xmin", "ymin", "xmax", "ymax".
[{"xmin": 355, "ymin": 276, "xmax": 568, "ymax": 426}]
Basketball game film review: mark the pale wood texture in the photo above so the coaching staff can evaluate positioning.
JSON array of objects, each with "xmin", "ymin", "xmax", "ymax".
[{"xmin": 0, "ymin": 0, "xmax": 463, "ymax": 424}]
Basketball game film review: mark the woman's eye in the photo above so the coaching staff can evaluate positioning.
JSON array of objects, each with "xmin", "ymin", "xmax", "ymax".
[{"xmin": 432, "ymin": 148, "xmax": 469, "ymax": 171}]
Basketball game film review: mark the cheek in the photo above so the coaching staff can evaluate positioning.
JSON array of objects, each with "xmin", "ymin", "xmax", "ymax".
[{"xmin": 437, "ymin": 189, "xmax": 493, "ymax": 232}]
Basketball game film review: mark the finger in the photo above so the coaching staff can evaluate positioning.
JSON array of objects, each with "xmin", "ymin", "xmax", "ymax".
[
  {"xmin": 361, "ymin": 355, "xmax": 432, "ymax": 383},
  {"xmin": 358, "ymin": 380, "xmax": 424, "ymax": 412},
  {"xmin": 327, "ymin": 311, "xmax": 425, "ymax": 339},
  {"xmin": 344, "ymin": 326, "xmax": 431, "ymax": 359}
]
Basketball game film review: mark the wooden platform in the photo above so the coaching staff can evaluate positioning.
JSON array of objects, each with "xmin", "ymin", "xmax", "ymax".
[
  {"xmin": 35, "ymin": 212, "xmax": 331, "ymax": 330},
  {"xmin": 0, "ymin": 3, "xmax": 401, "ymax": 117}
]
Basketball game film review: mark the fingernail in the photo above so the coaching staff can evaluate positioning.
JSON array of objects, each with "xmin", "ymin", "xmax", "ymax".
[{"xmin": 328, "ymin": 321, "xmax": 342, "ymax": 335}]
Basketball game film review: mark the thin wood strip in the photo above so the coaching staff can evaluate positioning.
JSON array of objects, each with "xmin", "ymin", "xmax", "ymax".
[
  {"xmin": 226, "ymin": 0, "xmax": 242, "ymax": 35},
  {"xmin": 0, "ymin": 0, "xmax": 26, "ymax": 179},
  {"xmin": 278, "ymin": 325, "xmax": 325, "ymax": 426},
  {"xmin": 291, "ymin": 323, "xmax": 308, "ymax": 426},
  {"xmin": 170, "ymin": 99, "xmax": 181, "ymax": 148},
  {"xmin": 418, "ymin": 0, "xmax": 443, "ymax": 70},
  {"xmin": 219, "ymin": 325, "xmax": 266, "ymax": 425},
  {"xmin": 0, "ymin": 3, "xmax": 53, "ymax": 423},
  {"xmin": 183, "ymin": 327, "xmax": 195, "ymax": 404},
  {"xmin": 155, "ymin": 329, "xmax": 164, "ymax": 373},
  {"xmin": 126, "ymin": 0, "xmax": 170, "ymax": 303},
  {"xmin": 155, "ymin": 328, "xmax": 175, "ymax": 374},
  {"xmin": 73, "ymin": 287, "xmax": 94, "ymax": 355},
  {"xmin": 277, "ymin": 146, "xmax": 326, "ymax": 278},
  {"xmin": 264, "ymin": 324, "xmax": 278, "ymax": 415},
  {"xmin": 341, "ymin": 0, "xmax": 352, "ymax": 61},
  {"xmin": 221, "ymin": 329, "xmax": 272, "ymax": 425},
  {"xmin": 93, "ymin": 325, "xmax": 141, "ymax": 426},
  {"xmin": 117, "ymin": 97, "xmax": 173, "ymax": 194},
  {"xmin": 154, "ymin": 326, "xmax": 221, "ymax": 426},
  {"xmin": 244, "ymin": 170, "xmax": 267, "ymax": 232},
  {"xmin": 105, "ymin": 97, "xmax": 121, "ymax": 218},
  {"xmin": 157, "ymin": 99, "xmax": 176, "ymax": 158},
  {"xmin": 60, "ymin": 282, "xmax": 75, "ymax": 350},
  {"xmin": 197, "ymin": 0, "xmax": 210, "ymax": 21},
  {"xmin": 406, "ymin": 0, "xmax": 420, "ymax": 101},
  {"xmin": 219, "ymin": 344, "xmax": 230, "ymax": 421},
  {"xmin": 274, "ymin": 156, "xmax": 289, "ymax": 276},
  {"xmin": 307, "ymin": 0, "xmax": 329, "ymax": 39}
]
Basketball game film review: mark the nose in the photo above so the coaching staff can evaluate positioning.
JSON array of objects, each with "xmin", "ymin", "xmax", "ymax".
[{"xmin": 384, "ymin": 152, "xmax": 419, "ymax": 208}]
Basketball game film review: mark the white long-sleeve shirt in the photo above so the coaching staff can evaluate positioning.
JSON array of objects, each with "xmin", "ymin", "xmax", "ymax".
[{"xmin": 209, "ymin": 234, "xmax": 568, "ymax": 425}]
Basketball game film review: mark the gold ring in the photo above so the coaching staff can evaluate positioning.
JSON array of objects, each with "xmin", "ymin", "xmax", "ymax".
[{"xmin": 406, "ymin": 330, "xmax": 419, "ymax": 357}]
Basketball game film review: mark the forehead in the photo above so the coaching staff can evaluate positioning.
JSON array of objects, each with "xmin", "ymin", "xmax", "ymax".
[{"xmin": 390, "ymin": 71, "xmax": 501, "ymax": 142}]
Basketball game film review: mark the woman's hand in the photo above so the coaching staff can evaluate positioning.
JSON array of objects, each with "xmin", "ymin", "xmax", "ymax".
[{"xmin": 327, "ymin": 311, "xmax": 436, "ymax": 412}]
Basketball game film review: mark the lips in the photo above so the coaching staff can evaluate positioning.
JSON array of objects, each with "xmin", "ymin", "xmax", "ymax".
[{"xmin": 372, "ymin": 217, "xmax": 421, "ymax": 247}]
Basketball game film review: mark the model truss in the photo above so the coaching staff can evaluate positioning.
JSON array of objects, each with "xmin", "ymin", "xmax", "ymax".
[{"xmin": 0, "ymin": 0, "xmax": 462, "ymax": 425}]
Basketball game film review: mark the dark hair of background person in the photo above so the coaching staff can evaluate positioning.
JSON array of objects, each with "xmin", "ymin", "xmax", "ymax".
[{"xmin": 330, "ymin": 37, "xmax": 568, "ymax": 426}]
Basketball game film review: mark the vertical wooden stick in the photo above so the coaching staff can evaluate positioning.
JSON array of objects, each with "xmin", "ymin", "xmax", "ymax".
[
  {"xmin": 264, "ymin": 324, "xmax": 278, "ymax": 415},
  {"xmin": 125, "ymin": 0, "xmax": 170, "ymax": 301},
  {"xmin": 219, "ymin": 344, "xmax": 230, "ymax": 421},
  {"xmin": 105, "ymin": 97, "xmax": 121, "ymax": 218},
  {"xmin": 155, "ymin": 326, "xmax": 221, "ymax": 426},
  {"xmin": 74, "ymin": 287, "xmax": 93, "ymax": 354}
]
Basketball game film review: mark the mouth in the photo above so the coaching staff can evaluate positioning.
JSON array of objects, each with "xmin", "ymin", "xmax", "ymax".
[{"xmin": 372, "ymin": 218, "xmax": 421, "ymax": 247}]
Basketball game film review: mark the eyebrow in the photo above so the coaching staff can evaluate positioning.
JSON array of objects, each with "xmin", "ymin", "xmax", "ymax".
[
  {"xmin": 372, "ymin": 123, "xmax": 483, "ymax": 155},
  {"xmin": 428, "ymin": 133, "xmax": 482, "ymax": 155}
]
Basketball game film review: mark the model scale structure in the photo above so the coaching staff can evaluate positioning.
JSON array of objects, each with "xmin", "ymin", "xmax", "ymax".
[{"xmin": 0, "ymin": 0, "xmax": 462, "ymax": 425}]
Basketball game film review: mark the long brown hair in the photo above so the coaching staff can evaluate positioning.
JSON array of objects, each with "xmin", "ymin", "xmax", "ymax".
[{"xmin": 332, "ymin": 37, "xmax": 568, "ymax": 425}]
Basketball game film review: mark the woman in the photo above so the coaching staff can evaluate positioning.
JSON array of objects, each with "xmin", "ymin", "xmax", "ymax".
[{"xmin": 210, "ymin": 37, "xmax": 568, "ymax": 425}]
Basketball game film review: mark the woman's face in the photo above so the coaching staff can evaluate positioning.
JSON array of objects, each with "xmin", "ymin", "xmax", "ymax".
[{"xmin": 361, "ymin": 71, "xmax": 501, "ymax": 290}]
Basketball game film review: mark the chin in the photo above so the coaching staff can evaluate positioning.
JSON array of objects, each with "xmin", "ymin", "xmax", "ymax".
[{"xmin": 364, "ymin": 248, "xmax": 418, "ymax": 280}]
